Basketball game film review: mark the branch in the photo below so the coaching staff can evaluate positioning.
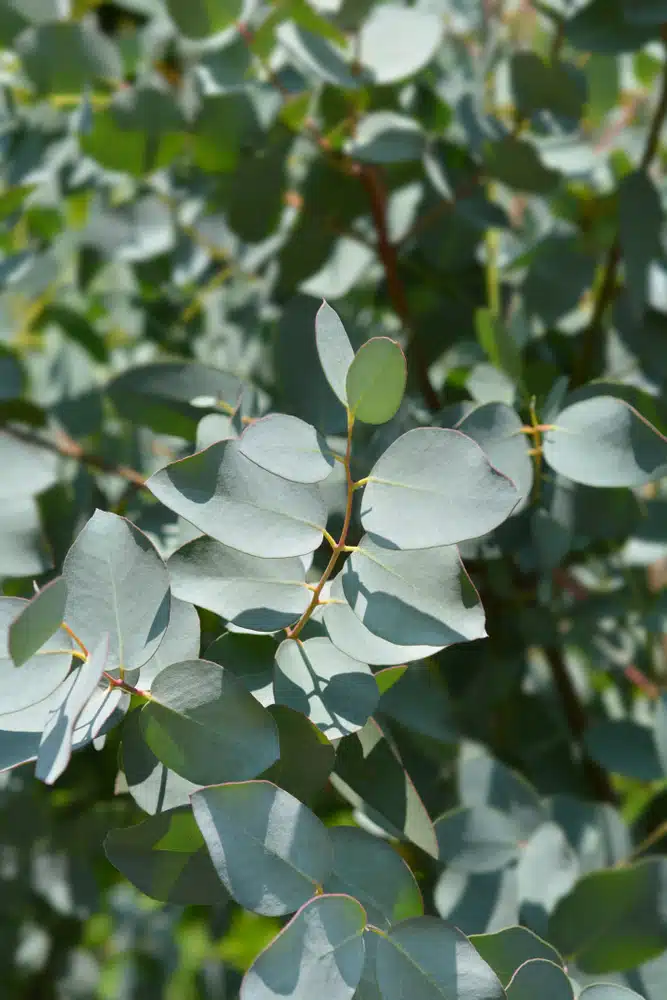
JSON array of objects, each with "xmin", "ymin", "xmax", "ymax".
[
  {"xmin": 357, "ymin": 164, "xmax": 440, "ymax": 411},
  {"xmin": 2, "ymin": 425, "xmax": 146, "ymax": 488},
  {"xmin": 573, "ymin": 40, "xmax": 667, "ymax": 387}
]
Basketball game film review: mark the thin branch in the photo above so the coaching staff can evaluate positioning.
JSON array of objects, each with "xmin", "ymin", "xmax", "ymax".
[
  {"xmin": 357, "ymin": 164, "xmax": 440, "ymax": 411},
  {"xmin": 574, "ymin": 41, "xmax": 667, "ymax": 387},
  {"xmin": 2, "ymin": 425, "xmax": 146, "ymax": 488}
]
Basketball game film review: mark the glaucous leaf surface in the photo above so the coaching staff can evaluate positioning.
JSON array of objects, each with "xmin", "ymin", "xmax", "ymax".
[
  {"xmin": 324, "ymin": 826, "xmax": 423, "ymax": 928},
  {"xmin": 579, "ymin": 988, "xmax": 646, "ymax": 999},
  {"xmin": 274, "ymin": 636, "xmax": 378, "ymax": 739},
  {"xmin": 105, "ymin": 807, "xmax": 228, "ymax": 905},
  {"xmin": 205, "ymin": 632, "xmax": 276, "ymax": 707},
  {"xmin": 260, "ymin": 705, "xmax": 335, "ymax": 804},
  {"xmin": 140, "ymin": 659, "xmax": 279, "ymax": 786},
  {"xmin": 241, "ymin": 894, "xmax": 366, "ymax": 1000},
  {"xmin": 63, "ymin": 510, "xmax": 170, "ymax": 675},
  {"xmin": 8, "ymin": 576, "xmax": 67, "ymax": 667},
  {"xmin": 0, "ymin": 597, "xmax": 73, "ymax": 716},
  {"xmin": 35, "ymin": 634, "xmax": 109, "ymax": 785},
  {"xmin": 374, "ymin": 916, "xmax": 506, "ymax": 1000},
  {"xmin": 357, "ymin": 2, "xmax": 443, "ymax": 84},
  {"xmin": 340, "ymin": 534, "xmax": 486, "ymax": 648},
  {"xmin": 136, "ymin": 596, "xmax": 201, "ymax": 690},
  {"xmin": 471, "ymin": 926, "xmax": 565, "ymax": 987},
  {"xmin": 147, "ymin": 440, "xmax": 328, "ymax": 559},
  {"xmin": 238, "ymin": 414, "xmax": 335, "ymax": 484},
  {"xmin": 168, "ymin": 536, "xmax": 311, "ymax": 633},
  {"xmin": 121, "ymin": 708, "xmax": 201, "ymax": 816},
  {"xmin": 191, "ymin": 780, "xmax": 333, "ymax": 916},
  {"xmin": 0, "ymin": 430, "xmax": 59, "ymax": 499},
  {"xmin": 435, "ymin": 805, "xmax": 523, "ymax": 874},
  {"xmin": 345, "ymin": 338, "xmax": 407, "ymax": 425},
  {"xmin": 314, "ymin": 300, "xmax": 355, "ymax": 406},
  {"xmin": 453, "ymin": 403, "xmax": 534, "ymax": 503},
  {"xmin": 543, "ymin": 397, "xmax": 667, "ymax": 487},
  {"xmin": 360, "ymin": 428, "xmax": 519, "ymax": 548}
]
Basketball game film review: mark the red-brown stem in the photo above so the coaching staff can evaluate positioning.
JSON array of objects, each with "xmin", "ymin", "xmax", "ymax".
[
  {"xmin": 357, "ymin": 164, "xmax": 440, "ymax": 412},
  {"xmin": 3, "ymin": 425, "xmax": 146, "ymax": 488},
  {"xmin": 287, "ymin": 414, "xmax": 356, "ymax": 639}
]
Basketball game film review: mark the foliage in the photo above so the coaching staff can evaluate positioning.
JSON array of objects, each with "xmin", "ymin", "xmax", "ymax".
[{"xmin": 3, "ymin": 1, "xmax": 667, "ymax": 999}]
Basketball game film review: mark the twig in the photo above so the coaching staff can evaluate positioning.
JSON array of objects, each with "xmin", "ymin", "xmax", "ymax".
[
  {"xmin": 2, "ymin": 425, "xmax": 146, "ymax": 488},
  {"xmin": 543, "ymin": 645, "xmax": 618, "ymax": 803},
  {"xmin": 357, "ymin": 164, "xmax": 440, "ymax": 411},
  {"xmin": 573, "ymin": 40, "xmax": 667, "ymax": 387}
]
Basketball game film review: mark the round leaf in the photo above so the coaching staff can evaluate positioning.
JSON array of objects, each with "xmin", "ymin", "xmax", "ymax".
[
  {"xmin": 8, "ymin": 576, "xmax": 66, "ymax": 668},
  {"xmin": 358, "ymin": 3, "xmax": 444, "ymax": 84},
  {"xmin": 506, "ymin": 959, "xmax": 575, "ymax": 1000},
  {"xmin": 166, "ymin": 0, "xmax": 242, "ymax": 39},
  {"xmin": 470, "ymin": 926, "xmax": 565, "ymax": 988},
  {"xmin": 0, "ymin": 598, "xmax": 73, "ymax": 717},
  {"xmin": 435, "ymin": 805, "xmax": 523, "ymax": 874},
  {"xmin": 191, "ymin": 780, "xmax": 334, "ymax": 916},
  {"xmin": 361, "ymin": 427, "xmax": 519, "ymax": 548},
  {"xmin": 345, "ymin": 338, "xmax": 406, "ymax": 425}
]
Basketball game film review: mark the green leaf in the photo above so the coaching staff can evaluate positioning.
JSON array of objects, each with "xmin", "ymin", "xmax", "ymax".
[
  {"xmin": 484, "ymin": 137, "xmax": 560, "ymax": 194},
  {"xmin": 346, "ymin": 113, "xmax": 425, "ymax": 164},
  {"xmin": 165, "ymin": 0, "xmax": 242, "ymax": 39},
  {"xmin": 375, "ymin": 916, "xmax": 506, "ymax": 1000},
  {"xmin": 548, "ymin": 858, "xmax": 667, "ymax": 973},
  {"xmin": 566, "ymin": 0, "xmax": 654, "ymax": 53},
  {"xmin": 260, "ymin": 705, "xmax": 335, "ymax": 804},
  {"xmin": 205, "ymin": 633, "xmax": 276, "ymax": 707},
  {"xmin": 39, "ymin": 305, "xmax": 108, "ymax": 363},
  {"xmin": 345, "ymin": 338, "xmax": 406, "ymax": 425},
  {"xmin": 377, "ymin": 662, "xmax": 457, "ymax": 743},
  {"xmin": 275, "ymin": 22, "xmax": 359, "ymax": 89},
  {"xmin": 358, "ymin": 3, "xmax": 443, "ymax": 84},
  {"xmin": 332, "ymin": 718, "xmax": 438, "ymax": 858},
  {"xmin": 435, "ymin": 805, "xmax": 522, "ymax": 874},
  {"xmin": 315, "ymin": 300, "xmax": 355, "ymax": 406},
  {"xmin": 506, "ymin": 959, "xmax": 574, "ymax": 1000},
  {"xmin": 324, "ymin": 826, "xmax": 423, "ymax": 927},
  {"xmin": 471, "ymin": 926, "xmax": 565, "ymax": 988},
  {"xmin": 274, "ymin": 637, "xmax": 379, "ymax": 739},
  {"xmin": 147, "ymin": 440, "xmax": 327, "ymax": 559},
  {"xmin": 584, "ymin": 719, "xmax": 662, "ymax": 782},
  {"xmin": 458, "ymin": 747, "xmax": 547, "ymax": 839},
  {"xmin": 618, "ymin": 170, "xmax": 662, "ymax": 319},
  {"xmin": 239, "ymin": 414, "xmax": 335, "ymax": 483},
  {"xmin": 105, "ymin": 807, "xmax": 228, "ymax": 904},
  {"xmin": 240, "ymin": 894, "xmax": 367, "ymax": 1000},
  {"xmin": 168, "ymin": 536, "xmax": 311, "ymax": 633},
  {"xmin": 140, "ymin": 659, "xmax": 279, "ymax": 786},
  {"xmin": 341, "ymin": 534, "xmax": 486, "ymax": 648},
  {"xmin": 324, "ymin": 575, "xmax": 441, "ymax": 665},
  {"xmin": 35, "ymin": 634, "xmax": 109, "ymax": 786},
  {"xmin": 543, "ymin": 396, "xmax": 667, "ymax": 487},
  {"xmin": 475, "ymin": 309, "xmax": 523, "ymax": 384},
  {"xmin": 510, "ymin": 51, "xmax": 585, "ymax": 119},
  {"xmin": 0, "ymin": 598, "xmax": 73, "ymax": 717},
  {"xmin": 192, "ymin": 780, "xmax": 333, "ymax": 916},
  {"xmin": 9, "ymin": 576, "xmax": 66, "ymax": 668},
  {"xmin": 121, "ymin": 708, "xmax": 201, "ymax": 816},
  {"xmin": 107, "ymin": 361, "xmax": 245, "ymax": 439},
  {"xmin": 19, "ymin": 22, "xmax": 121, "ymax": 96},
  {"xmin": 360, "ymin": 427, "xmax": 519, "ymax": 548},
  {"xmin": 63, "ymin": 510, "xmax": 170, "ymax": 675}
]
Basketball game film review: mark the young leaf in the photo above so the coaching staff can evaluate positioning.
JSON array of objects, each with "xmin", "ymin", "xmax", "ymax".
[
  {"xmin": 35, "ymin": 633, "xmax": 109, "ymax": 785},
  {"xmin": 315, "ymin": 300, "xmax": 355, "ymax": 406},
  {"xmin": 240, "ymin": 894, "xmax": 367, "ymax": 1000},
  {"xmin": 63, "ymin": 510, "xmax": 171, "ymax": 675},
  {"xmin": 543, "ymin": 396, "xmax": 667, "ymax": 487},
  {"xmin": 374, "ymin": 916, "xmax": 506, "ymax": 1000},
  {"xmin": 0, "ymin": 597, "xmax": 73, "ymax": 717},
  {"xmin": 140, "ymin": 659, "xmax": 280, "ymax": 786},
  {"xmin": 147, "ymin": 440, "xmax": 327, "ymax": 559},
  {"xmin": 238, "ymin": 413, "xmax": 335, "ymax": 484},
  {"xmin": 191, "ymin": 780, "xmax": 334, "ymax": 916},
  {"xmin": 168, "ymin": 537, "xmax": 311, "ymax": 633},
  {"xmin": 345, "ymin": 338, "xmax": 406, "ymax": 425},
  {"xmin": 9, "ymin": 576, "xmax": 67, "ymax": 667},
  {"xmin": 105, "ymin": 807, "xmax": 228, "ymax": 905},
  {"xmin": 360, "ymin": 427, "xmax": 519, "ymax": 548},
  {"xmin": 274, "ymin": 637, "xmax": 379, "ymax": 739}
]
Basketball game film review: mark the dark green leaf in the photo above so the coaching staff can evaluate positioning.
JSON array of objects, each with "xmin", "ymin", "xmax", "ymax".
[
  {"xmin": 471, "ymin": 926, "xmax": 564, "ymax": 988},
  {"xmin": 506, "ymin": 959, "xmax": 574, "ymax": 1000},
  {"xmin": 260, "ymin": 705, "xmax": 335, "ymax": 803},
  {"xmin": 165, "ymin": 0, "xmax": 242, "ymax": 39}
]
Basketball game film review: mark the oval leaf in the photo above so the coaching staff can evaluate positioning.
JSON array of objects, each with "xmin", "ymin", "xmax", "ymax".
[
  {"xmin": 239, "ymin": 414, "xmax": 335, "ymax": 483},
  {"xmin": 140, "ymin": 659, "xmax": 279, "ymax": 786},
  {"xmin": 191, "ymin": 780, "xmax": 333, "ymax": 916},
  {"xmin": 241, "ymin": 894, "xmax": 367, "ymax": 1000},
  {"xmin": 435, "ymin": 805, "xmax": 523, "ymax": 874},
  {"xmin": 346, "ymin": 338, "xmax": 406, "ymax": 425},
  {"xmin": 315, "ymin": 300, "xmax": 355, "ymax": 406},
  {"xmin": 361, "ymin": 427, "xmax": 519, "ymax": 548}
]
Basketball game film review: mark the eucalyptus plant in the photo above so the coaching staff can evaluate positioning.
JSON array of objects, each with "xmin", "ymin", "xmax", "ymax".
[{"xmin": 3, "ymin": 1, "xmax": 667, "ymax": 999}]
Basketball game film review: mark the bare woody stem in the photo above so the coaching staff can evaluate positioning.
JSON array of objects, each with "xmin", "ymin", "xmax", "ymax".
[{"xmin": 287, "ymin": 412, "xmax": 357, "ymax": 640}]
